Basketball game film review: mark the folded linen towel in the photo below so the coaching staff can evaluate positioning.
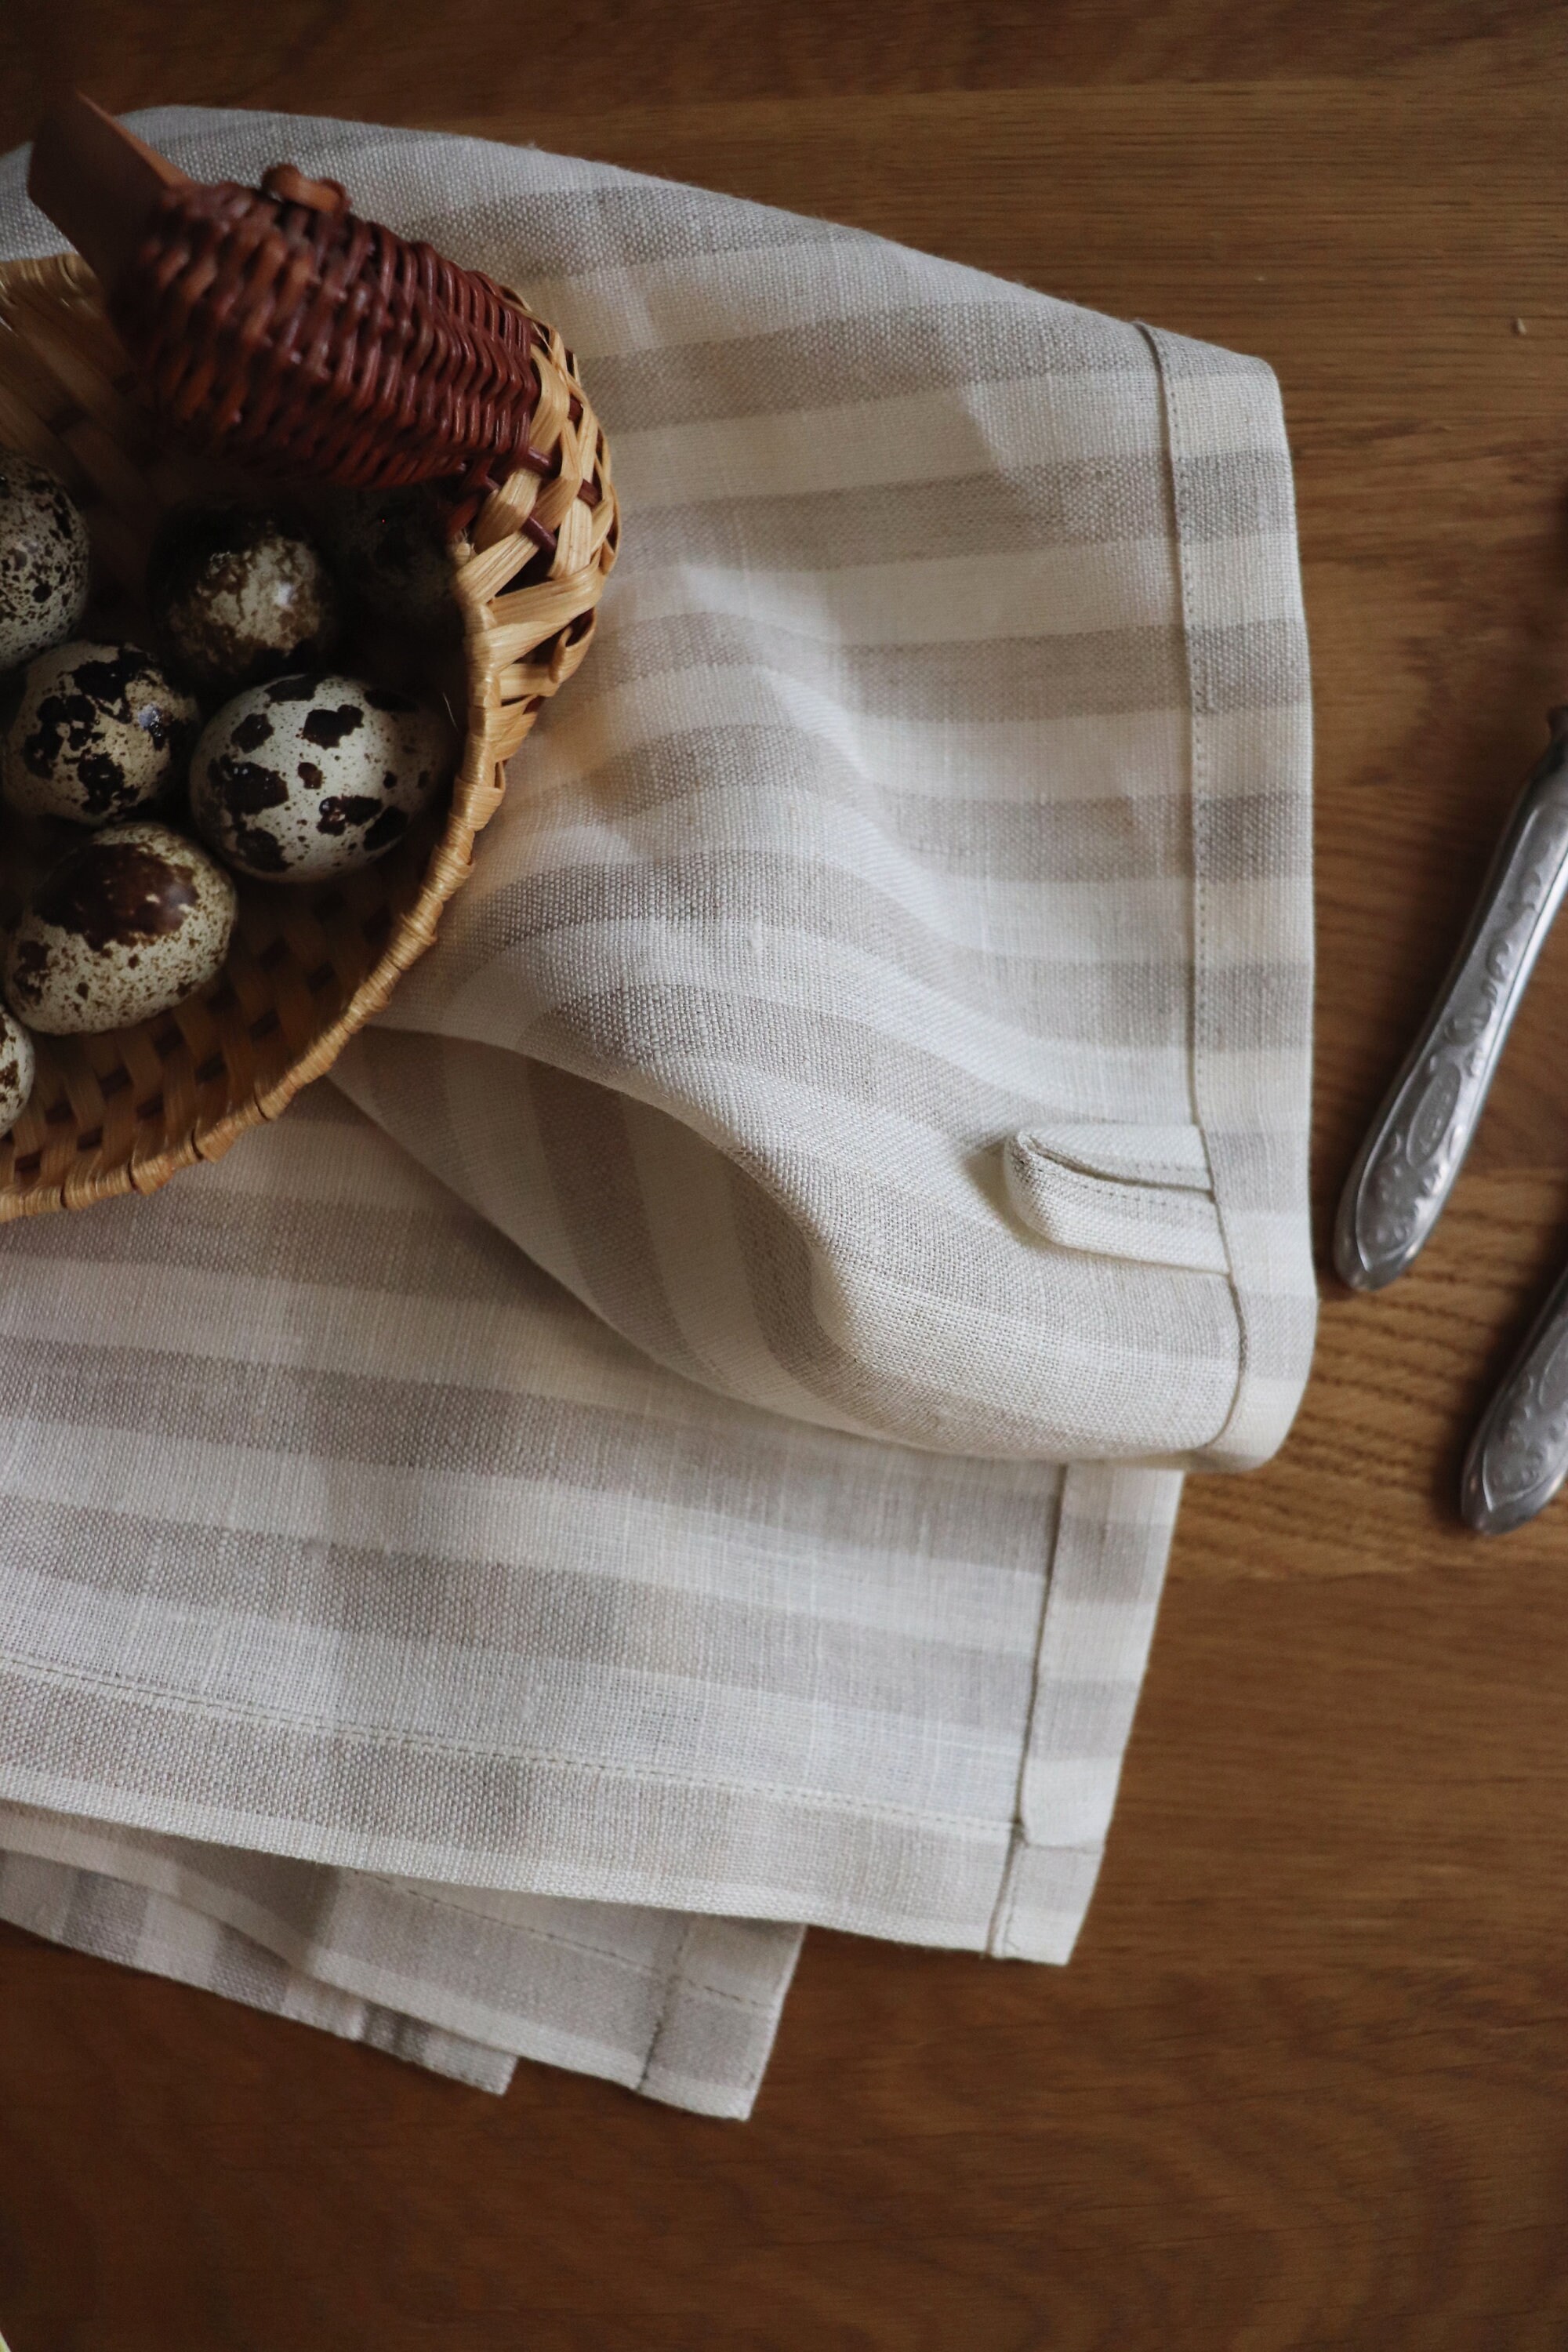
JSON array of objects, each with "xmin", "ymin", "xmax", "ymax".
[
  {"xmin": 0, "ymin": 1797, "xmax": 802, "ymax": 2111},
  {"xmin": 0, "ymin": 108, "xmax": 1314, "ymax": 2116}
]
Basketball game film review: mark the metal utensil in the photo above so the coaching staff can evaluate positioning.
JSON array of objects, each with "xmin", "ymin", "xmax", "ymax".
[
  {"xmin": 1461, "ymin": 1258, "xmax": 1568, "ymax": 1531},
  {"xmin": 1335, "ymin": 707, "xmax": 1568, "ymax": 1290}
]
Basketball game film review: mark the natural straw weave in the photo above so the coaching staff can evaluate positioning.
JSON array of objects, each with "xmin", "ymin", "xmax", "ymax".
[{"xmin": 0, "ymin": 249, "xmax": 618, "ymax": 1220}]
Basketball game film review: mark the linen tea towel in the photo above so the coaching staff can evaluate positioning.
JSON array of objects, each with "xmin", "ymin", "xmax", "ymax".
[{"xmin": 0, "ymin": 110, "xmax": 1315, "ymax": 2115}]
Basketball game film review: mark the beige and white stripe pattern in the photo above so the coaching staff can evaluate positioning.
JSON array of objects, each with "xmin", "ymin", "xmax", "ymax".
[
  {"xmin": 0, "ymin": 111, "xmax": 1314, "ymax": 2114},
  {"xmin": 0, "ymin": 1798, "xmax": 801, "ymax": 2112}
]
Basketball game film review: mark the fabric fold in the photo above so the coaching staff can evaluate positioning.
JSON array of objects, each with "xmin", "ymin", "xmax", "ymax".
[
  {"xmin": 1001, "ymin": 1125, "xmax": 1229, "ymax": 1272},
  {"xmin": 0, "ymin": 1802, "xmax": 802, "ymax": 2115},
  {"xmin": 0, "ymin": 107, "xmax": 1316, "ymax": 2114}
]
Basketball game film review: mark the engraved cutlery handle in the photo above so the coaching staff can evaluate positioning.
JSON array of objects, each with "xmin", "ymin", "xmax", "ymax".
[
  {"xmin": 1334, "ymin": 710, "xmax": 1568, "ymax": 1291},
  {"xmin": 1461, "ymin": 1258, "xmax": 1568, "ymax": 1532}
]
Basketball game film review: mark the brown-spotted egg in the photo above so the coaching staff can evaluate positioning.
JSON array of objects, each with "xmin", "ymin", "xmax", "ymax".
[
  {"xmin": 0, "ymin": 449, "xmax": 90, "ymax": 672},
  {"xmin": 0, "ymin": 1004, "xmax": 34, "ymax": 1134},
  {"xmin": 2, "ymin": 641, "xmax": 201, "ymax": 827},
  {"xmin": 147, "ymin": 501, "xmax": 342, "ymax": 695},
  {"xmin": 190, "ymin": 673, "xmax": 454, "ymax": 882},
  {"xmin": 3, "ymin": 819, "xmax": 237, "ymax": 1035}
]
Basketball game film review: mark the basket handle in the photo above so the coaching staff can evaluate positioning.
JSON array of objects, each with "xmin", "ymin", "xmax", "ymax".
[
  {"xmin": 28, "ymin": 93, "xmax": 191, "ymax": 293},
  {"xmin": 260, "ymin": 163, "xmax": 350, "ymax": 216}
]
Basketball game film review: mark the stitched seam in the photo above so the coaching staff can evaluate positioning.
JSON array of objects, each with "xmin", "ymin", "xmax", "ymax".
[
  {"xmin": 637, "ymin": 1920, "xmax": 696, "ymax": 2095},
  {"xmin": 1134, "ymin": 321, "xmax": 1247, "ymax": 1449},
  {"xmin": 1014, "ymin": 1140, "xmax": 1213, "ymax": 1194},
  {"xmin": 1015, "ymin": 1158, "xmax": 1226, "ymax": 1268},
  {"xmin": 1023, "ymin": 1160, "xmax": 1218, "ymax": 1216},
  {"xmin": 668, "ymin": 1915, "xmax": 789, "ymax": 2022},
  {"xmin": 985, "ymin": 1480, "xmax": 1059, "ymax": 1957},
  {"xmin": 378, "ymin": 1878, "xmax": 774, "ymax": 2010},
  {"xmin": 0, "ymin": 1645, "xmax": 1002, "ymax": 1832},
  {"xmin": 366, "ymin": 1875, "xmax": 694, "ymax": 1983},
  {"xmin": 664, "ymin": 1979, "xmax": 772, "ymax": 2014}
]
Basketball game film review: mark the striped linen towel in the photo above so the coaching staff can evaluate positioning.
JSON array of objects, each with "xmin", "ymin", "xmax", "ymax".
[{"xmin": 0, "ymin": 110, "xmax": 1315, "ymax": 2118}]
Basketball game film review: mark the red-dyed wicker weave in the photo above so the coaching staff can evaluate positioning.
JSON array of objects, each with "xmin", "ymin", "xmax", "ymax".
[{"xmin": 110, "ymin": 164, "xmax": 552, "ymax": 506}]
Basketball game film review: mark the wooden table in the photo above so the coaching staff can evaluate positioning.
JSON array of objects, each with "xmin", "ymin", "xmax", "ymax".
[{"xmin": 4, "ymin": 5, "xmax": 1568, "ymax": 2343}]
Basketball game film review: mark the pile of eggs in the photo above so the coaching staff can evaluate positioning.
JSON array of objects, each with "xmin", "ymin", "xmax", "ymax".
[{"xmin": 0, "ymin": 454, "xmax": 457, "ymax": 1137}]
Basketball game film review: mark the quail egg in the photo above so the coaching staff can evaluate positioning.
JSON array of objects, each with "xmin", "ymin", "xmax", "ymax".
[
  {"xmin": 2, "ymin": 641, "xmax": 201, "ymax": 827},
  {"xmin": 0, "ymin": 1004, "xmax": 34, "ymax": 1135},
  {"xmin": 319, "ymin": 484, "xmax": 460, "ymax": 645},
  {"xmin": 147, "ymin": 501, "xmax": 342, "ymax": 695},
  {"xmin": 3, "ymin": 818, "xmax": 237, "ymax": 1035},
  {"xmin": 190, "ymin": 672, "xmax": 454, "ymax": 882},
  {"xmin": 0, "ymin": 449, "xmax": 90, "ymax": 672}
]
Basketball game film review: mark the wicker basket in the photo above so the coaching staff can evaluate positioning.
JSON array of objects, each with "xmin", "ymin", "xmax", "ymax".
[{"xmin": 0, "ymin": 249, "xmax": 617, "ymax": 1219}]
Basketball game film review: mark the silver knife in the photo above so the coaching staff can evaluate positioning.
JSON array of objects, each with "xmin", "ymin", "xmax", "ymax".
[{"xmin": 1334, "ymin": 706, "xmax": 1568, "ymax": 1291}]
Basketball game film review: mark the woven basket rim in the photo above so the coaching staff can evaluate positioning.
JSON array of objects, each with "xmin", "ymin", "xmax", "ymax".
[{"xmin": 0, "ymin": 248, "xmax": 618, "ymax": 1218}]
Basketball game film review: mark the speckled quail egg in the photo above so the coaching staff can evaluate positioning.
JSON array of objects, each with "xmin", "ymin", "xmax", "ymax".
[
  {"xmin": 319, "ymin": 484, "xmax": 461, "ymax": 645},
  {"xmin": 2, "ymin": 641, "xmax": 201, "ymax": 827},
  {"xmin": 147, "ymin": 501, "xmax": 342, "ymax": 695},
  {"xmin": 189, "ymin": 672, "xmax": 455, "ymax": 882},
  {"xmin": 3, "ymin": 819, "xmax": 237, "ymax": 1035},
  {"xmin": 0, "ymin": 1004, "xmax": 34, "ymax": 1135},
  {"xmin": 0, "ymin": 450, "xmax": 90, "ymax": 672}
]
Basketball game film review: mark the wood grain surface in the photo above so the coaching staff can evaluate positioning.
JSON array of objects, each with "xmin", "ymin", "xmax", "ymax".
[{"xmin": 4, "ymin": 5, "xmax": 1568, "ymax": 2346}]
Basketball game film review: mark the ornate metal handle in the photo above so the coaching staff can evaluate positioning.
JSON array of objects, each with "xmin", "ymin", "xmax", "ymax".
[
  {"xmin": 1461, "ymin": 1258, "xmax": 1568, "ymax": 1531},
  {"xmin": 1334, "ymin": 709, "xmax": 1568, "ymax": 1291}
]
